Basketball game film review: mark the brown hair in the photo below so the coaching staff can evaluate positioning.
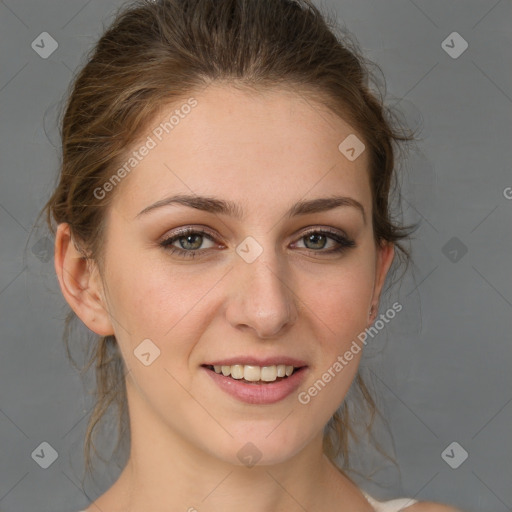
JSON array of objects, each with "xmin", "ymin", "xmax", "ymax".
[{"xmin": 38, "ymin": 0, "xmax": 418, "ymax": 482}]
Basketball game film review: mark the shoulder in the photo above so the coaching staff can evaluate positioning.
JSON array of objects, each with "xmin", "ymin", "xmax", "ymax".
[{"xmin": 406, "ymin": 501, "xmax": 464, "ymax": 512}]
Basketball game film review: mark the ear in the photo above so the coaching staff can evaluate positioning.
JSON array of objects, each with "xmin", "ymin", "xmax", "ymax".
[
  {"xmin": 370, "ymin": 240, "xmax": 395, "ymax": 315},
  {"xmin": 54, "ymin": 223, "xmax": 114, "ymax": 336}
]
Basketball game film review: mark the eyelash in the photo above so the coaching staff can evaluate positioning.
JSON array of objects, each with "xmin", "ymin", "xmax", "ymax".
[{"xmin": 159, "ymin": 227, "xmax": 356, "ymax": 259}]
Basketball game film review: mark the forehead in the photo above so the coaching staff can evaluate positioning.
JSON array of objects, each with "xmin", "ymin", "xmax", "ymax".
[{"xmin": 110, "ymin": 84, "xmax": 371, "ymax": 220}]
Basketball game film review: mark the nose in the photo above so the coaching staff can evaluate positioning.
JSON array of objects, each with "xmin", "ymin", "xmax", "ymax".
[{"xmin": 225, "ymin": 245, "xmax": 299, "ymax": 339}]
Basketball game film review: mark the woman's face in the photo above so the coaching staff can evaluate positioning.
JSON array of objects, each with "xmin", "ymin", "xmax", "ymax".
[{"xmin": 63, "ymin": 84, "xmax": 394, "ymax": 467}]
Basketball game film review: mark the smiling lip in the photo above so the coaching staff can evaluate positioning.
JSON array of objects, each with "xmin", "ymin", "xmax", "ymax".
[
  {"xmin": 202, "ymin": 356, "xmax": 308, "ymax": 367},
  {"xmin": 201, "ymin": 365, "xmax": 308, "ymax": 404}
]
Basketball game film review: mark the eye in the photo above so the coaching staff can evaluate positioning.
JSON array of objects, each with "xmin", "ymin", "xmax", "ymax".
[
  {"xmin": 159, "ymin": 227, "xmax": 356, "ymax": 259},
  {"xmin": 293, "ymin": 228, "xmax": 356, "ymax": 254},
  {"xmin": 159, "ymin": 227, "xmax": 218, "ymax": 259}
]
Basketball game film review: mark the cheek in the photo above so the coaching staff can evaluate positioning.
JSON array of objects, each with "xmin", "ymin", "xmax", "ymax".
[
  {"xmin": 299, "ymin": 259, "xmax": 375, "ymax": 341},
  {"xmin": 107, "ymin": 250, "xmax": 211, "ymax": 335},
  {"xmin": 105, "ymin": 255, "xmax": 225, "ymax": 383}
]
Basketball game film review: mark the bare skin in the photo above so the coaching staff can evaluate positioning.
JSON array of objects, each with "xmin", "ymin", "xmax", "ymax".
[{"xmin": 55, "ymin": 84, "xmax": 461, "ymax": 512}]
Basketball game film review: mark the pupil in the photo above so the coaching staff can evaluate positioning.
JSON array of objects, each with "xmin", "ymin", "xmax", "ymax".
[
  {"xmin": 306, "ymin": 234, "xmax": 325, "ymax": 250},
  {"xmin": 182, "ymin": 234, "xmax": 201, "ymax": 250}
]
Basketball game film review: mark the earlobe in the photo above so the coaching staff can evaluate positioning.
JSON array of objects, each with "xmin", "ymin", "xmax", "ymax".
[{"xmin": 54, "ymin": 223, "xmax": 114, "ymax": 336}]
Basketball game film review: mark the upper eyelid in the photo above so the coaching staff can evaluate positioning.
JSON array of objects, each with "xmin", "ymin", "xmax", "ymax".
[{"xmin": 160, "ymin": 227, "xmax": 218, "ymax": 244}]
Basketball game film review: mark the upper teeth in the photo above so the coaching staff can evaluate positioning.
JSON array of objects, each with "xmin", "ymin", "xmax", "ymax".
[{"xmin": 213, "ymin": 364, "xmax": 296, "ymax": 382}]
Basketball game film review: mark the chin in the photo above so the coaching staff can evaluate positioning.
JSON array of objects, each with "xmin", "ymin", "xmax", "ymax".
[{"xmin": 204, "ymin": 425, "xmax": 315, "ymax": 468}]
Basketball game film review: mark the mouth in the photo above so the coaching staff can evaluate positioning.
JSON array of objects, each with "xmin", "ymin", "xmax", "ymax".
[
  {"xmin": 201, "ymin": 362, "xmax": 309, "ymax": 404},
  {"xmin": 201, "ymin": 364, "xmax": 305, "ymax": 384}
]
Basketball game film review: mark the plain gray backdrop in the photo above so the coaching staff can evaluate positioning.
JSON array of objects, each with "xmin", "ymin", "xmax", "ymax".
[{"xmin": 0, "ymin": 1, "xmax": 511, "ymax": 511}]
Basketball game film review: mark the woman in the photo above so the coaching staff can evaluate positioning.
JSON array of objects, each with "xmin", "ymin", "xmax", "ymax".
[{"xmin": 43, "ymin": 0, "xmax": 463, "ymax": 510}]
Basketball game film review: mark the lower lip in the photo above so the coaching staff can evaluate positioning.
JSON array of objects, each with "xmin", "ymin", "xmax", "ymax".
[{"xmin": 202, "ymin": 366, "xmax": 308, "ymax": 404}]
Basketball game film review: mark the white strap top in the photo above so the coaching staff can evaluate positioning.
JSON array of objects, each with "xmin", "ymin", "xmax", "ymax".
[
  {"xmin": 363, "ymin": 491, "xmax": 419, "ymax": 511},
  {"xmin": 76, "ymin": 492, "xmax": 418, "ymax": 512}
]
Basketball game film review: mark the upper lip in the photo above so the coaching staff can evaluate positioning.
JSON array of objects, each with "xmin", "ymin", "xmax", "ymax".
[{"xmin": 203, "ymin": 356, "xmax": 308, "ymax": 367}]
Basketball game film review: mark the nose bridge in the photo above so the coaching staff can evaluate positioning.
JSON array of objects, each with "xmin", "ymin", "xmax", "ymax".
[{"xmin": 226, "ymin": 235, "xmax": 298, "ymax": 338}]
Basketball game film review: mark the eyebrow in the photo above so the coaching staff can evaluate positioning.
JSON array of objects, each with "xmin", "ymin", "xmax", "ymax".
[{"xmin": 135, "ymin": 194, "xmax": 366, "ymax": 225}]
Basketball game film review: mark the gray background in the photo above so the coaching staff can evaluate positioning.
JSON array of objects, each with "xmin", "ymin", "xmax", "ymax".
[{"xmin": 0, "ymin": 0, "xmax": 511, "ymax": 511}]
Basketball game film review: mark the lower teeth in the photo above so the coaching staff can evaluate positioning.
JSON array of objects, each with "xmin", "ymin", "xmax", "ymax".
[{"xmin": 228, "ymin": 375, "xmax": 287, "ymax": 384}]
